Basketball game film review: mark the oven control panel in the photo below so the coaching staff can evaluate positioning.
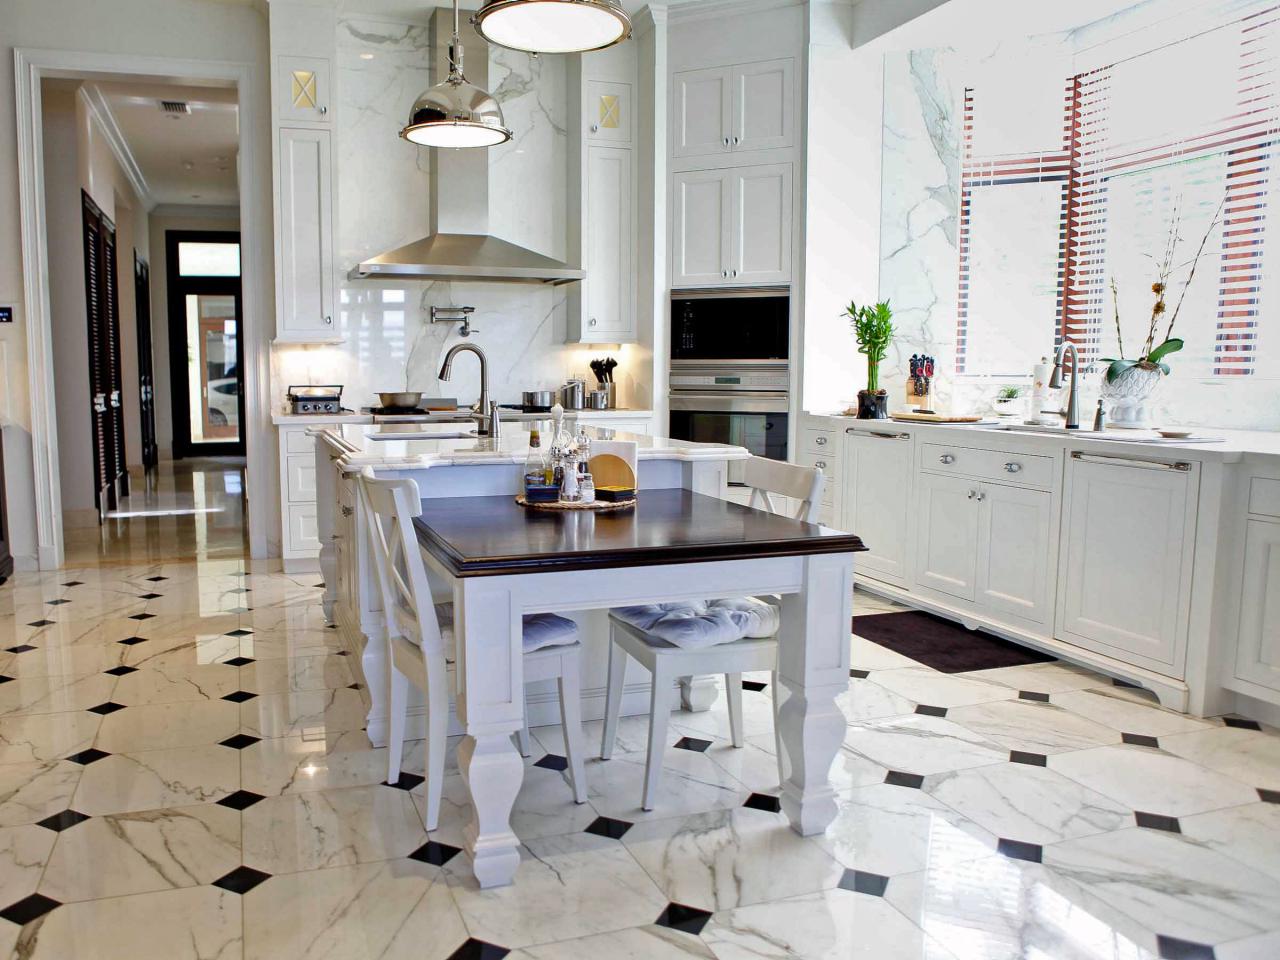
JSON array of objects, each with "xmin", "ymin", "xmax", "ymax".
[{"xmin": 669, "ymin": 372, "xmax": 790, "ymax": 391}]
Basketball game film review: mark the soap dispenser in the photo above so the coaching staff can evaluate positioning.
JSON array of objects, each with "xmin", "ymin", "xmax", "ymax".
[{"xmin": 1092, "ymin": 397, "xmax": 1107, "ymax": 432}]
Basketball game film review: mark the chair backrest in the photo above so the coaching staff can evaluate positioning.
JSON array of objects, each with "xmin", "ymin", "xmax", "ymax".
[
  {"xmin": 741, "ymin": 456, "xmax": 824, "ymax": 523},
  {"xmin": 355, "ymin": 470, "xmax": 447, "ymax": 658}
]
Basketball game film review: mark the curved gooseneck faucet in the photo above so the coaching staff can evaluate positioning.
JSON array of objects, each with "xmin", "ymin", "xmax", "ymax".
[
  {"xmin": 1049, "ymin": 340, "xmax": 1081, "ymax": 430},
  {"xmin": 438, "ymin": 342, "xmax": 494, "ymax": 436}
]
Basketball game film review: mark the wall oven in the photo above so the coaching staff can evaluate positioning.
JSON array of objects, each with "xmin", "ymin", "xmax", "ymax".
[{"xmin": 667, "ymin": 289, "xmax": 790, "ymax": 483}]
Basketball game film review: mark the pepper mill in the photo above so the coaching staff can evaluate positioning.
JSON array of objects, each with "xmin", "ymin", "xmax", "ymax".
[{"xmin": 1092, "ymin": 397, "xmax": 1107, "ymax": 432}]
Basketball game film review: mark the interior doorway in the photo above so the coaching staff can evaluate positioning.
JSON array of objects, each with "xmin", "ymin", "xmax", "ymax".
[
  {"xmin": 134, "ymin": 254, "xmax": 159, "ymax": 471},
  {"xmin": 165, "ymin": 230, "xmax": 245, "ymax": 459}
]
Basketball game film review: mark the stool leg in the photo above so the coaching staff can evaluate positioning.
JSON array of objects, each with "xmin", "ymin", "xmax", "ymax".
[
  {"xmin": 642, "ymin": 662, "xmax": 673, "ymax": 811},
  {"xmin": 421, "ymin": 660, "xmax": 449, "ymax": 831},
  {"xmin": 601, "ymin": 628, "xmax": 627, "ymax": 760},
  {"xmin": 771, "ymin": 668, "xmax": 786, "ymax": 789},
  {"xmin": 558, "ymin": 652, "xmax": 589, "ymax": 804},
  {"xmin": 726, "ymin": 672, "xmax": 745, "ymax": 748},
  {"xmin": 386, "ymin": 659, "xmax": 409, "ymax": 785}
]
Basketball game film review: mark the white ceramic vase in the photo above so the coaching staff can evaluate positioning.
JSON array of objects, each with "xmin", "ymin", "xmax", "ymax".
[{"xmin": 1100, "ymin": 364, "xmax": 1164, "ymax": 429}]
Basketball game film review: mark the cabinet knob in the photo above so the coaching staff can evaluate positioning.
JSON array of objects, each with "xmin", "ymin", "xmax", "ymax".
[
  {"xmin": 589, "ymin": 318, "xmax": 598, "ymax": 327},
  {"xmin": 319, "ymin": 105, "xmax": 328, "ymax": 115},
  {"xmin": 975, "ymin": 491, "xmax": 985, "ymax": 502},
  {"xmin": 815, "ymin": 436, "xmax": 827, "ymax": 446},
  {"xmin": 324, "ymin": 315, "xmax": 333, "ymax": 325},
  {"xmin": 939, "ymin": 453, "xmax": 955, "ymax": 464},
  {"xmin": 723, "ymin": 136, "xmax": 730, "ymax": 147},
  {"xmin": 967, "ymin": 489, "xmax": 976, "ymax": 500},
  {"xmin": 731, "ymin": 269, "xmax": 738, "ymax": 278},
  {"xmin": 721, "ymin": 270, "xmax": 729, "ymax": 278},
  {"xmin": 1004, "ymin": 462, "xmax": 1022, "ymax": 473},
  {"xmin": 814, "ymin": 460, "xmax": 827, "ymax": 469},
  {"xmin": 732, "ymin": 135, "xmax": 741, "ymax": 145},
  {"xmin": 591, "ymin": 123, "xmax": 599, "ymax": 133}
]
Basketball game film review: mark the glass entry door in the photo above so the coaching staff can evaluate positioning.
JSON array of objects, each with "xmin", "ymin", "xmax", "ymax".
[{"xmin": 166, "ymin": 232, "xmax": 244, "ymax": 458}]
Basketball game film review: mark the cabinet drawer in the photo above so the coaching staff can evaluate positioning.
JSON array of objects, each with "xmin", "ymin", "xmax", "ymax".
[
  {"xmin": 284, "ymin": 429, "xmax": 315, "ymax": 454},
  {"xmin": 1249, "ymin": 477, "xmax": 1280, "ymax": 519},
  {"xmin": 286, "ymin": 503, "xmax": 319, "ymax": 554},
  {"xmin": 921, "ymin": 442, "xmax": 1055, "ymax": 489},
  {"xmin": 800, "ymin": 430, "xmax": 836, "ymax": 456},
  {"xmin": 286, "ymin": 455, "xmax": 317, "ymax": 503}
]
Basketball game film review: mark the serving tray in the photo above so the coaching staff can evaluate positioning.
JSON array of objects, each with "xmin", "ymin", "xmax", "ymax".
[{"xmin": 515, "ymin": 495, "xmax": 637, "ymax": 512}]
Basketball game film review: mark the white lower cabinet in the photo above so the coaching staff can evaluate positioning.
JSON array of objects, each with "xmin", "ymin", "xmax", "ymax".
[
  {"xmin": 976, "ymin": 482, "xmax": 1052, "ymax": 625},
  {"xmin": 278, "ymin": 425, "xmax": 323, "ymax": 569},
  {"xmin": 1233, "ymin": 518, "xmax": 1280, "ymax": 692},
  {"xmin": 844, "ymin": 429, "xmax": 912, "ymax": 585},
  {"xmin": 1057, "ymin": 455, "xmax": 1197, "ymax": 674},
  {"xmin": 915, "ymin": 472, "xmax": 981, "ymax": 602}
]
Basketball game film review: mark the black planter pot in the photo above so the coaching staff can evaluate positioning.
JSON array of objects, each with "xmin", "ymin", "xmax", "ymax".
[{"xmin": 856, "ymin": 390, "xmax": 889, "ymax": 420}]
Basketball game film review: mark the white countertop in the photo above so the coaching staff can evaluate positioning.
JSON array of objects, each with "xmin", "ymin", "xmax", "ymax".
[
  {"xmin": 814, "ymin": 413, "xmax": 1280, "ymax": 461},
  {"xmin": 314, "ymin": 422, "xmax": 747, "ymax": 471},
  {"xmin": 272, "ymin": 408, "xmax": 653, "ymax": 426}
]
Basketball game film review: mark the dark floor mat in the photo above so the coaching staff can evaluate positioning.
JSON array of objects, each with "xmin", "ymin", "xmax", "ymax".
[{"xmin": 853, "ymin": 610, "xmax": 1055, "ymax": 674}]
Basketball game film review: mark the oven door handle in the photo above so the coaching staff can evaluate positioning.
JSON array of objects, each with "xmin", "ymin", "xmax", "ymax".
[{"xmin": 668, "ymin": 393, "xmax": 790, "ymax": 414}]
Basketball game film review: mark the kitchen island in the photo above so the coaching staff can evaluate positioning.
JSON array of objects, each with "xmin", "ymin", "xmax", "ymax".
[{"xmin": 312, "ymin": 422, "xmax": 863, "ymax": 886}]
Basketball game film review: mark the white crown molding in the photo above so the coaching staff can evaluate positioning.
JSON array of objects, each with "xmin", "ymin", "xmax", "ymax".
[
  {"xmin": 666, "ymin": 0, "xmax": 804, "ymax": 24},
  {"xmin": 77, "ymin": 84, "xmax": 155, "ymax": 212},
  {"xmin": 635, "ymin": 3, "xmax": 669, "ymax": 31}
]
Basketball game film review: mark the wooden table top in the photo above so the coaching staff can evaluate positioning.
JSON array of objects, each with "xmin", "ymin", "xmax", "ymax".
[{"xmin": 413, "ymin": 488, "xmax": 865, "ymax": 578}]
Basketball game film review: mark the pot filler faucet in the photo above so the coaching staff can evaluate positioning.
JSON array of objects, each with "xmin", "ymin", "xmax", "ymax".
[
  {"xmin": 1049, "ymin": 340, "xmax": 1081, "ymax": 430},
  {"xmin": 438, "ymin": 342, "xmax": 498, "ymax": 438}
]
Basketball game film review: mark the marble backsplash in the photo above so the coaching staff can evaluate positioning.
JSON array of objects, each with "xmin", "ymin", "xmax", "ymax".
[{"xmin": 270, "ymin": 15, "xmax": 635, "ymax": 414}]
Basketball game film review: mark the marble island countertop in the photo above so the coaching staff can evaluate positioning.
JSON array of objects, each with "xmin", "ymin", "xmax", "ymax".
[
  {"xmin": 273, "ymin": 407, "xmax": 653, "ymax": 426},
  {"xmin": 315, "ymin": 422, "xmax": 749, "ymax": 471}
]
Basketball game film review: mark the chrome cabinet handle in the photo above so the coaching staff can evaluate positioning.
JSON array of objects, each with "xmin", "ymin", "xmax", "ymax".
[
  {"xmin": 866, "ymin": 430, "xmax": 910, "ymax": 440},
  {"xmin": 1004, "ymin": 462, "xmax": 1022, "ymax": 473},
  {"xmin": 814, "ymin": 436, "xmax": 827, "ymax": 446},
  {"xmin": 939, "ymin": 454, "xmax": 955, "ymax": 464},
  {"xmin": 1070, "ymin": 451, "xmax": 1192, "ymax": 472}
]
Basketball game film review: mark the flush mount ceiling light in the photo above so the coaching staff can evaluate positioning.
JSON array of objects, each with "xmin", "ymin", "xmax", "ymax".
[
  {"xmin": 401, "ymin": 0, "xmax": 512, "ymax": 148},
  {"xmin": 472, "ymin": 0, "xmax": 632, "ymax": 54}
]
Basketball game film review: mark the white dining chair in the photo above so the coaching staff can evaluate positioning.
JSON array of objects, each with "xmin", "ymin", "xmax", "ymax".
[
  {"xmin": 600, "ymin": 456, "xmax": 825, "ymax": 810},
  {"xmin": 356, "ymin": 472, "xmax": 589, "ymax": 829}
]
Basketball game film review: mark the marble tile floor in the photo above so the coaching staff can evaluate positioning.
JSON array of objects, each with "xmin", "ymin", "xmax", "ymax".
[{"xmin": 0, "ymin": 557, "xmax": 1278, "ymax": 959}]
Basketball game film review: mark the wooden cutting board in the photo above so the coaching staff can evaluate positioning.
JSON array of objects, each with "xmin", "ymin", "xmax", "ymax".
[{"xmin": 890, "ymin": 412, "xmax": 985, "ymax": 423}]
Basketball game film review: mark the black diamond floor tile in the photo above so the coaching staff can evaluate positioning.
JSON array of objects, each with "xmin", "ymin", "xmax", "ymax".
[
  {"xmin": 850, "ymin": 668, "xmax": 870, "ymax": 679},
  {"xmin": 533, "ymin": 754, "xmax": 569, "ymax": 772},
  {"xmin": 915, "ymin": 704, "xmax": 948, "ymax": 717},
  {"xmin": 743, "ymin": 792, "xmax": 782, "ymax": 813},
  {"xmin": 1018, "ymin": 690, "xmax": 1050, "ymax": 703},
  {"xmin": 1009, "ymin": 751, "xmax": 1048, "ymax": 766},
  {"xmin": 1259, "ymin": 788, "xmax": 1280, "ymax": 804},
  {"xmin": 838, "ymin": 868, "xmax": 889, "ymax": 897},
  {"xmin": 408, "ymin": 840, "xmax": 463, "ymax": 867},
  {"xmin": 384, "ymin": 772, "xmax": 426, "ymax": 791},
  {"xmin": 0, "ymin": 676, "xmax": 11, "ymax": 685},
  {"xmin": 584, "ymin": 815, "xmax": 633, "ymax": 840},
  {"xmin": 0, "ymin": 893, "xmax": 61, "ymax": 926},
  {"xmin": 673, "ymin": 736, "xmax": 712, "ymax": 753},
  {"xmin": 997, "ymin": 838, "xmax": 1043, "ymax": 863},
  {"xmin": 225, "ymin": 629, "xmax": 253, "ymax": 638},
  {"xmin": 742, "ymin": 679, "xmax": 768, "ymax": 692},
  {"xmin": 884, "ymin": 770, "xmax": 924, "ymax": 789},
  {"xmin": 6, "ymin": 644, "xmax": 37, "ymax": 654},
  {"xmin": 223, "ymin": 657, "xmax": 255, "ymax": 667},
  {"xmin": 128, "ymin": 613, "xmax": 155, "ymax": 621},
  {"xmin": 45, "ymin": 599, "xmax": 71, "ymax": 606},
  {"xmin": 24, "ymin": 621, "xmax": 54, "ymax": 629},
  {"xmin": 66, "ymin": 748, "xmax": 110, "ymax": 765},
  {"xmin": 1155, "ymin": 934, "xmax": 1216, "ymax": 960},
  {"xmin": 217, "ymin": 790, "xmax": 266, "ymax": 811},
  {"xmin": 347, "ymin": 682, "xmax": 362, "ymax": 691},
  {"xmin": 86, "ymin": 702, "xmax": 126, "ymax": 716},
  {"xmin": 655, "ymin": 902, "xmax": 713, "ymax": 936},
  {"xmin": 145, "ymin": 576, "xmax": 168, "ymax": 582},
  {"xmin": 104, "ymin": 665, "xmax": 138, "ymax": 677},
  {"xmin": 445, "ymin": 938, "xmax": 510, "ymax": 960},
  {"xmin": 62, "ymin": 580, "xmax": 84, "ymax": 587},
  {"xmin": 221, "ymin": 691, "xmax": 257, "ymax": 703},
  {"xmin": 219, "ymin": 734, "xmax": 261, "ymax": 751},
  {"xmin": 1122, "ymin": 732, "xmax": 1160, "ymax": 748},
  {"xmin": 1223, "ymin": 717, "xmax": 1262, "ymax": 731},
  {"xmin": 137, "ymin": 593, "xmax": 163, "ymax": 600},
  {"xmin": 212, "ymin": 865, "xmax": 271, "ymax": 895},
  {"xmin": 117, "ymin": 636, "xmax": 148, "ymax": 646},
  {"xmin": 1135, "ymin": 811, "xmax": 1181, "ymax": 833},
  {"xmin": 36, "ymin": 809, "xmax": 90, "ymax": 833}
]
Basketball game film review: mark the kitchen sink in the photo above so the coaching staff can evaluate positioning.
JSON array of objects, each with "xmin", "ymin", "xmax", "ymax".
[
  {"xmin": 988, "ymin": 423, "xmax": 1206, "ymax": 443},
  {"xmin": 368, "ymin": 431, "xmax": 477, "ymax": 441}
]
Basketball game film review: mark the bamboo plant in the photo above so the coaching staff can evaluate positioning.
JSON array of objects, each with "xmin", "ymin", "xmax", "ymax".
[{"xmin": 845, "ymin": 300, "xmax": 895, "ymax": 393}]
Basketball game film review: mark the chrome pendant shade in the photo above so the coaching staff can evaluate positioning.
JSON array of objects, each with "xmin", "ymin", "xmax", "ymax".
[
  {"xmin": 401, "ymin": 0, "xmax": 512, "ymax": 148},
  {"xmin": 472, "ymin": 0, "xmax": 632, "ymax": 54}
]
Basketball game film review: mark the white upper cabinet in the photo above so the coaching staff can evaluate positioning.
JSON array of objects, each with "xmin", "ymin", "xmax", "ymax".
[
  {"xmin": 731, "ymin": 59, "xmax": 794, "ymax": 152},
  {"xmin": 1057, "ymin": 454, "xmax": 1197, "ymax": 674},
  {"xmin": 276, "ymin": 55, "xmax": 331, "ymax": 124},
  {"xmin": 276, "ymin": 127, "xmax": 336, "ymax": 342},
  {"xmin": 672, "ymin": 66, "xmax": 732, "ymax": 158},
  {"xmin": 673, "ymin": 58, "xmax": 793, "ymax": 159},
  {"xmin": 672, "ymin": 169, "xmax": 732, "ymax": 287},
  {"xmin": 582, "ymin": 146, "xmax": 635, "ymax": 342},
  {"xmin": 587, "ymin": 80, "xmax": 632, "ymax": 144},
  {"xmin": 730, "ymin": 163, "xmax": 792, "ymax": 284}
]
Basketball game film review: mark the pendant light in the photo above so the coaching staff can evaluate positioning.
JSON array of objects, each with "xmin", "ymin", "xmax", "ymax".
[
  {"xmin": 472, "ymin": 0, "xmax": 632, "ymax": 54},
  {"xmin": 401, "ymin": 0, "xmax": 512, "ymax": 148}
]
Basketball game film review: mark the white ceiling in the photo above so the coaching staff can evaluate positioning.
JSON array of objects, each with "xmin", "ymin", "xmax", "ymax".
[{"xmin": 94, "ymin": 80, "xmax": 240, "ymax": 207}]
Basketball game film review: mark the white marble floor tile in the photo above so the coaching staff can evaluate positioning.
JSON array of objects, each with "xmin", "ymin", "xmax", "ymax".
[
  {"xmin": 0, "ymin": 643, "xmax": 126, "ymax": 679},
  {"xmin": 238, "ymin": 687, "xmax": 368, "ymax": 739},
  {"xmin": 0, "ymin": 711, "xmax": 101, "ymax": 763},
  {"xmin": 423, "ymin": 764, "xmax": 598, "ymax": 847},
  {"xmin": 242, "ymin": 858, "xmax": 467, "ymax": 960},
  {"xmin": 39, "ymin": 804, "xmax": 241, "ymax": 902},
  {"xmin": 702, "ymin": 889, "xmax": 959, "ymax": 960},
  {"xmin": 95, "ymin": 700, "xmax": 240, "ymax": 753},
  {"xmin": 962, "ymin": 661, "xmax": 1109, "ymax": 694},
  {"xmin": 509, "ymin": 925, "xmax": 717, "ymax": 960},
  {"xmin": 0, "ymin": 759, "xmax": 82, "ymax": 826},
  {"xmin": 1217, "ymin": 929, "xmax": 1280, "ymax": 960},
  {"xmin": 0, "ymin": 672, "xmax": 117, "ymax": 717},
  {"xmin": 925, "ymin": 762, "xmax": 1131, "ymax": 845},
  {"xmin": 869, "ymin": 667, "xmax": 1019, "ymax": 709},
  {"xmin": 1160, "ymin": 725, "xmax": 1280, "ymax": 792},
  {"xmin": 1180, "ymin": 801, "xmax": 1280, "ymax": 882},
  {"xmin": 240, "ymin": 653, "xmax": 354, "ymax": 694},
  {"xmin": 585, "ymin": 750, "xmax": 749, "ymax": 823},
  {"xmin": 1050, "ymin": 744, "xmax": 1259, "ymax": 816},
  {"xmin": 813, "ymin": 782, "xmax": 995, "ymax": 878},
  {"xmin": 0, "ymin": 823, "xmax": 56, "ymax": 906},
  {"xmin": 945, "ymin": 699, "xmax": 1123, "ymax": 754},
  {"xmin": 237, "ymin": 627, "xmax": 347, "ymax": 660},
  {"xmin": 110, "ymin": 661, "xmax": 242, "ymax": 705},
  {"xmin": 533, "ymin": 714, "xmax": 655, "ymax": 760},
  {"xmin": 239, "ymin": 729, "xmax": 386, "ymax": 797},
  {"xmin": 1050, "ymin": 686, "xmax": 1214, "ymax": 738},
  {"xmin": 241, "ymin": 783, "xmax": 427, "ymax": 874},
  {"xmin": 72, "ymin": 744, "xmax": 241, "ymax": 815},
  {"xmin": 6, "ymin": 884, "xmax": 242, "ymax": 960},
  {"xmin": 844, "ymin": 715, "xmax": 1007, "ymax": 776},
  {"xmin": 445, "ymin": 831, "xmax": 670, "ymax": 950},
  {"xmin": 836, "ymin": 676, "xmax": 918, "ymax": 722}
]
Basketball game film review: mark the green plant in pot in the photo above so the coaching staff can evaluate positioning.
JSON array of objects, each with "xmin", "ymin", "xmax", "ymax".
[{"xmin": 845, "ymin": 299, "xmax": 894, "ymax": 419}]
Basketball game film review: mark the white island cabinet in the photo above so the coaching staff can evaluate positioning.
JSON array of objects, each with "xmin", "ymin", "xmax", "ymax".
[{"xmin": 803, "ymin": 412, "xmax": 1280, "ymax": 723}]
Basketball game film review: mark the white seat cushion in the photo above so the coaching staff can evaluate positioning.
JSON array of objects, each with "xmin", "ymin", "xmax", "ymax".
[
  {"xmin": 610, "ymin": 601, "xmax": 750, "ymax": 649},
  {"xmin": 708, "ymin": 597, "xmax": 780, "ymax": 638},
  {"xmin": 434, "ymin": 602, "xmax": 578, "ymax": 654}
]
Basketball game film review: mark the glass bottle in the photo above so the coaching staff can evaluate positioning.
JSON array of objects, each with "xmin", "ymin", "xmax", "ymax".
[
  {"xmin": 523, "ymin": 429, "xmax": 548, "ymax": 493},
  {"xmin": 559, "ymin": 450, "xmax": 581, "ymax": 503},
  {"xmin": 579, "ymin": 472, "xmax": 596, "ymax": 505},
  {"xmin": 574, "ymin": 424, "xmax": 592, "ymax": 475}
]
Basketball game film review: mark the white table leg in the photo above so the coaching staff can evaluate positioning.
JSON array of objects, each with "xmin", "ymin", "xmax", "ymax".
[
  {"xmin": 454, "ymin": 577, "xmax": 525, "ymax": 888},
  {"xmin": 776, "ymin": 552, "xmax": 854, "ymax": 836},
  {"xmin": 678, "ymin": 675, "xmax": 720, "ymax": 712}
]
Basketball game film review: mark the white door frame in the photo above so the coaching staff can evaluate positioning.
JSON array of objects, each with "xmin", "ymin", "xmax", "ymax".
[{"xmin": 14, "ymin": 47, "xmax": 274, "ymax": 568}]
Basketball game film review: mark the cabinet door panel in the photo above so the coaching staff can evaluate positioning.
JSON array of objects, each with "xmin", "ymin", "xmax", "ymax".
[
  {"xmin": 916, "ymin": 472, "xmax": 980, "ymax": 601},
  {"xmin": 585, "ymin": 147, "xmax": 634, "ymax": 339},
  {"xmin": 1058, "ymin": 458, "xmax": 1194, "ymax": 671},
  {"xmin": 673, "ymin": 170, "xmax": 730, "ymax": 287},
  {"xmin": 730, "ymin": 164, "xmax": 792, "ymax": 284},
  {"xmin": 732, "ymin": 58, "xmax": 794, "ymax": 152},
  {"xmin": 847, "ymin": 432, "xmax": 912, "ymax": 585},
  {"xmin": 977, "ymin": 483, "xmax": 1052, "ymax": 625},
  {"xmin": 587, "ymin": 80, "xmax": 631, "ymax": 143},
  {"xmin": 1234, "ymin": 520, "xmax": 1280, "ymax": 692},
  {"xmin": 673, "ymin": 67, "xmax": 731, "ymax": 158},
  {"xmin": 278, "ymin": 128, "xmax": 335, "ymax": 338},
  {"xmin": 277, "ymin": 56, "xmax": 331, "ymax": 124}
]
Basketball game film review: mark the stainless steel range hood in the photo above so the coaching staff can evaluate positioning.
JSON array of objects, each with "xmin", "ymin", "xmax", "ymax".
[{"xmin": 349, "ymin": 9, "xmax": 582, "ymax": 286}]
